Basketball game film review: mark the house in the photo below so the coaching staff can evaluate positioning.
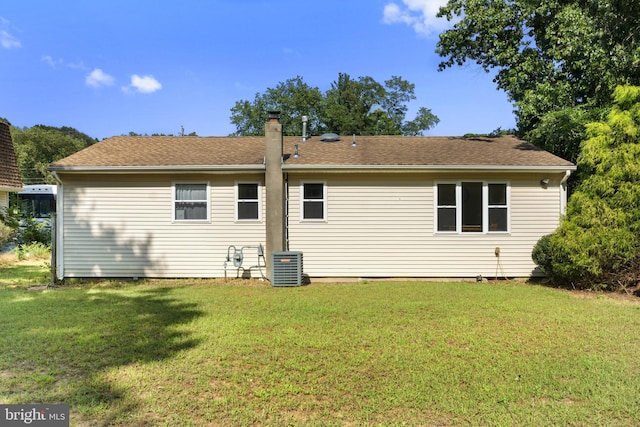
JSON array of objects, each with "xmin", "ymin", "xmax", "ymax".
[
  {"xmin": 0, "ymin": 122, "xmax": 22, "ymax": 209},
  {"xmin": 49, "ymin": 113, "xmax": 575, "ymax": 281}
]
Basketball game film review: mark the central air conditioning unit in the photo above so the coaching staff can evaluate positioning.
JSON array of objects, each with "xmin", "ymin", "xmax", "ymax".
[{"xmin": 271, "ymin": 251, "xmax": 303, "ymax": 287}]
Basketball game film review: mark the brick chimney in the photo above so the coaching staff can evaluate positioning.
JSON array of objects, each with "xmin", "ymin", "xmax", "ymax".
[{"xmin": 265, "ymin": 111, "xmax": 285, "ymax": 279}]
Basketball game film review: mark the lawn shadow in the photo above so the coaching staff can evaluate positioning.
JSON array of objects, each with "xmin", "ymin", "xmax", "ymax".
[{"xmin": 0, "ymin": 285, "xmax": 204, "ymax": 424}]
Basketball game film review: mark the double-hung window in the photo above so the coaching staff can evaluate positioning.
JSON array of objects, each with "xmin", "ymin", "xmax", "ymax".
[
  {"xmin": 236, "ymin": 183, "xmax": 261, "ymax": 221},
  {"xmin": 301, "ymin": 182, "xmax": 326, "ymax": 221},
  {"xmin": 488, "ymin": 183, "xmax": 508, "ymax": 231},
  {"xmin": 435, "ymin": 182, "xmax": 509, "ymax": 233},
  {"xmin": 174, "ymin": 183, "xmax": 209, "ymax": 221}
]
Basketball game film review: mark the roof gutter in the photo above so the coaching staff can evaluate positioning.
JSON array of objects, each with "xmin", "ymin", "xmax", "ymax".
[
  {"xmin": 281, "ymin": 164, "xmax": 577, "ymax": 173},
  {"xmin": 48, "ymin": 165, "xmax": 266, "ymax": 174}
]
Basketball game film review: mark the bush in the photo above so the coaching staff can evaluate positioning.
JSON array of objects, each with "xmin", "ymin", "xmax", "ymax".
[
  {"xmin": 532, "ymin": 85, "xmax": 640, "ymax": 290},
  {"xmin": 16, "ymin": 217, "xmax": 51, "ymax": 246},
  {"xmin": 15, "ymin": 242, "xmax": 51, "ymax": 260},
  {"xmin": 0, "ymin": 220, "xmax": 15, "ymax": 248},
  {"xmin": 531, "ymin": 234, "xmax": 553, "ymax": 275}
]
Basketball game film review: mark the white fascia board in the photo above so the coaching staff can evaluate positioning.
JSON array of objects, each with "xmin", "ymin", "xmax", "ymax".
[
  {"xmin": 48, "ymin": 165, "xmax": 266, "ymax": 174},
  {"xmin": 282, "ymin": 164, "xmax": 577, "ymax": 173}
]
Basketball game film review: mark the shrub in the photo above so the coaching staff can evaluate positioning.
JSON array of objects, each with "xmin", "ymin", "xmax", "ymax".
[
  {"xmin": 15, "ymin": 242, "xmax": 51, "ymax": 260},
  {"xmin": 16, "ymin": 217, "xmax": 51, "ymax": 246},
  {"xmin": 0, "ymin": 220, "xmax": 15, "ymax": 248},
  {"xmin": 533, "ymin": 85, "xmax": 640, "ymax": 290},
  {"xmin": 531, "ymin": 234, "xmax": 553, "ymax": 275}
]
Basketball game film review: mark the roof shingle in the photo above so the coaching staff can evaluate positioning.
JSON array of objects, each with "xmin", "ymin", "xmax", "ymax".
[
  {"xmin": 0, "ymin": 122, "xmax": 22, "ymax": 189},
  {"xmin": 50, "ymin": 134, "xmax": 575, "ymax": 170}
]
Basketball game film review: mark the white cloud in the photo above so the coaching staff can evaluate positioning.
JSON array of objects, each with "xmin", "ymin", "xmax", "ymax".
[
  {"xmin": 86, "ymin": 68, "xmax": 115, "ymax": 88},
  {"xmin": 383, "ymin": 0, "xmax": 454, "ymax": 36},
  {"xmin": 42, "ymin": 55, "xmax": 64, "ymax": 68},
  {"xmin": 1, "ymin": 30, "xmax": 20, "ymax": 48},
  {"xmin": 125, "ymin": 74, "xmax": 162, "ymax": 94},
  {"xmin": 42, "ymin": 55, "xmax": 87, "ymax": 71},
  {"xmin": 0, "ymin": 17, "xmax": 21, "ymax": 49}
]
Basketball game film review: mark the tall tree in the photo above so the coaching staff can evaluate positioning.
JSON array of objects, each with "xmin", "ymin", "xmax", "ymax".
[
  {"xmin": 436, "ymin": 0, "xmax": 640, "ymax": 161},
  {"xmin": 322, "ymin": 73, "xmax": 386, "ymax": 135},
  {"xmin": 229, "ymin": 73, "xmax": 439, "ymax": 136},
  {"xmin": 230, "ymin": 76, "xmax": 324, "ymax": 137},
  {"xmin": 11, "ymin": 125, "xmax": 96, "ymax": 184}
]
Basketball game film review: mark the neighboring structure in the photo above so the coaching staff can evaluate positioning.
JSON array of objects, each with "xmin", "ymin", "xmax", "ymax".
[
  {"xmin": 49, "ymin": 115, "xmax": 575, "ymax": 281},
  {"xmin": 17, "ymin": 184, "xmax": 57, "ymax": 220},
  {"xmin": 0, "ymin": 122, "xmax": 22, "ymax": 209}
]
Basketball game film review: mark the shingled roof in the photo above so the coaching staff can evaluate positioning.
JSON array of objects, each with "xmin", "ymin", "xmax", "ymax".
[
  {"xmin": 0, "ymin": 122, "xmax": 22, "ymax": 190},
  {"xmin": 50, "ymin": 134, "xmax": 575, "ymax": 172}
]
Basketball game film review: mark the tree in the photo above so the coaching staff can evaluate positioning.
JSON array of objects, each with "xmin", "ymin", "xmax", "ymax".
[
  {"xmin": 230, "ymin": 76, "xmax": 325, "ymax": 136},
  {"xmin": 436, "ymin": 0, "xmax": 640, "ymax": 161},
  {"xmin": 11, "ymin": 125, "xmax": 96, "ymax": 184},
  {"xmin": 532, "ymin": 86, "xmax": 640, "ymax": 289},
  {"xmin": 229, "ymin": 73, "xmax": 439, "ymax": 136}
]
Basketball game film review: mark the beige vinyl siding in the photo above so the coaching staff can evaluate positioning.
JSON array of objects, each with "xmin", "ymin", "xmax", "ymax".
[
  {"xmin": 287, "ymin": 172, "xmax": 564, "ymax": 278},
  {"xmin": 0, "ymin": 191, "xmax": 8, "ymax": 208},
  {"xmin": 59, "ymin": 174, "xmax": 266, "ymax": 278}
]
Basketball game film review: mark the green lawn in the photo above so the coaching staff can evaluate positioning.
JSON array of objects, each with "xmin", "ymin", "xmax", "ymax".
[{"xmin": 0, "ymin": 270, "xmax": 639, "ymax": 426}]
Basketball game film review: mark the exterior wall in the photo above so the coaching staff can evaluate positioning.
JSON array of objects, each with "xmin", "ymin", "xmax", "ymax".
[
  {"xmin": 58, "ymin": 170, "xmax": 565, "ymax": 279},
  {"xmin": 286, "ymin": 172, "xmax": 564, "ymax": 278},
  {"xmin": 0, "ymin": 191, "xmax": 8, "ymax": 209},
  {"xmin": 58, "ymin": 173, "xmax": 266, "ymax": 278}
]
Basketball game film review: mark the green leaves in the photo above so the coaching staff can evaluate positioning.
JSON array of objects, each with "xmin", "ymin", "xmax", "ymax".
[
  {"xmin": 533, "ymin": 85, "xmax": 640, "ymax": 288},
  {"xmin": 229, "ymin": 73, "xmax": 439, "ymax": 137},
  {"xmin": 437, "ymin": 0, "xmax": 640, "ymax": 163},
  {"xmin": 11, "ymin": 125, "xmax": 95, "ymax": 184}
]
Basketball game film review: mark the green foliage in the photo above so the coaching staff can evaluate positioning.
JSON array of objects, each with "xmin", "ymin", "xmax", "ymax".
[
  {"xmin": 0, "ymin": 203, "xmax": 51, "ymax": 246},
  {"xmin": 10, "ymin": 124, "xmax": 96, "ymax": 184},
  {"xmin": 437, "ymin": 0, "xmax": 640, "ymax": 162},
  {"xmin": 533, "ymin": 85, "xmax": 640, "ymax": 289},
  {"xmin": 229, "ymin": 73, "xmax": 439, "ymax": 136},
  {"xmin": 0, "ymin": 219, "xmax": 15, "ymax": 247},
  {"xmin": 15, "ymin": 242, "xmax": 51, "ymax": 260},
  {"xmin": 230, "ymin": 76, "xmax": 325, "ymax": 136},
  {"xmin": 0, "ymin": 202, "xmax": 21, "ymax": 229},
  {"xmin": 17, "ymin": 217, "xmax": 51, "ymax": 246},
  {"xmin": 531, "ymin": 234, "xmax": 553, "ymax": 275}
]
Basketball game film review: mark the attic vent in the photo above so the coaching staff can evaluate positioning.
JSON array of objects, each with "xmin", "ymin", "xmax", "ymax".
[
  {"xmin": 271, "ymin": 251, "xmax": 303, "ymax": 287},
  {"xmin": 319, "ymin": 133, "xmax": 340, "ymax": 142}
]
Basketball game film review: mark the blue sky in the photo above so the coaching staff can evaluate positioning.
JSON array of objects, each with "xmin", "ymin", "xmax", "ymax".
[{"xmin": 0, "ymin": 0, "xmax": 516, "ymax": 140}]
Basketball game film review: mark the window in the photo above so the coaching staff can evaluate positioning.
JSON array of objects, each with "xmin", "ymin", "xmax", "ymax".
[
  {"xmin": 488, "ymin": 183, "xmax": 508, "ymax": 231},
  {"xmin": 435, "ymin": 182, "xmax": 509, "ymax": 233},
  {"xmin": 301, "ymin": 182, "xmax": 326, "ymax": 220},
  {"xmin": 174, "ymin": 183, "xmax": 209, "ymax": 221},
  {"xmin": 436, "ymin": 183, "xmax": 456, "ymax": 231},
  {"xmin": 236, "ymin": 183, "xmax": 261, "ymax": 221}
]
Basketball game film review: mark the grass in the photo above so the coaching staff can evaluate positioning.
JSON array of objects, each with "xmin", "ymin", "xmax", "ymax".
[
  {"xmin": 0, "ymin": 263, "xmax": 639, "ymax": 426},
  {"xmin": 0, "ymin": 248, "xmax": 51, "ymax": 288}
]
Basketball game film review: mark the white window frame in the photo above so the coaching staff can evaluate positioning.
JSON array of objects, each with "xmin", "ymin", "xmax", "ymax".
[
  {"xmin": 300, "ymin": 181, "xmax": 327, "ymax": 222},
  {"xmin": 435, "ymin": 181, "xmax": 458, "ymax": 233},
  {"xmin": 172, "ymin": 181, "xmax": 210, "ymax": 222},
  {"xmin": 487, "ymin": 182, "xmax": 509, "ymax": 233},
  {"xmin": 235, "ymin": 182, "xmax": 262, "ymax": 222},
  {"xmin": 434, "ymin": 181, "xmax": 510, "ymax": 234}
]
